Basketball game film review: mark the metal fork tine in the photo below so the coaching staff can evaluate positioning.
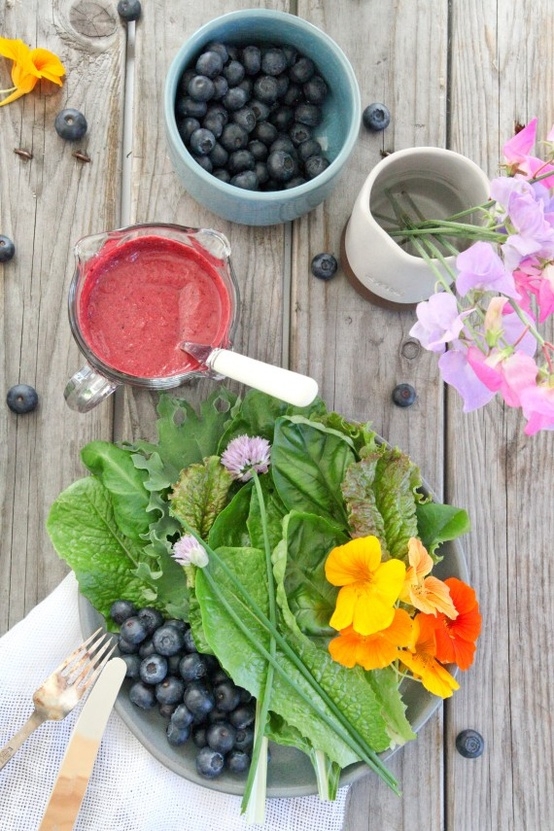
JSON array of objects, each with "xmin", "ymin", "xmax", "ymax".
[
  {"xmin": 72, "ymin": 637, "xmax": 116, "ymax": 689},
  {"xmin": 53, "ymin": 627, "xmax": 104, "ymax": 675},
  {"xmin": 76, "ymin": 642, "xmax": 117, "ymax": 692}
]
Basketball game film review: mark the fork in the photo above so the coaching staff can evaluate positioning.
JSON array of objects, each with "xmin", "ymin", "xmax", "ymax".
[{"xmin": 0, "ymin": 627, "xmax": 115, "ymax": 771}]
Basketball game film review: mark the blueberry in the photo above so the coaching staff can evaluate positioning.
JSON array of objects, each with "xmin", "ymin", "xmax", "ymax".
[
  {"xmin": 303, "ymin": 75, "xmax": 328, "ymax": 105},
  {"xmin": 222, "ymin": 86, "xmax": 249, "ymax": 112},
  {"xmin": 152, "ymin": 623, "xmax": 185, "ymax": 656},
  {"xmin": 228, "ymin": 149, "xmax": 255, "ymax": 175},
  {"xmin": 192, "ymin": 725, "xmax": 208, "ymax": 748},
  {"xmin": 248, "ymin": 139, "xmax": 268, "ymax": 161},
  {"xmin": 207, "ymin": 722, "xmax": 236, "ymax": 754},
  {"xmin": 184, "ymin": 680, "xmax": 215, "ymax": 717},
  {"xmin": 252, "ymin": 75, "xmax": 280, "ymax": 105},
  {"xmin": 270, "ymin": 135, "xmax": 296, "ymax": 156},
  {"xmin": 456, "ymin": 729, "xmax": 484, "ymax": 758},
  {"xmin": 205, "ymin": 42, "xmax": 229, "ymax": 64},
  {"xmin": 187, "ymin": 75, "xmax": 215, "ymax": 103},
  {"xmin": 209, "ymin": 142, "xmax": 229, "ymax": 168},
  {"xmin": 269, "ymin": 106, "xmax": 294, "ymax": 132},
  {"xmin": 120, "ymin": 615, "xmax": 149, "ymax": 645},
  {"xmin": 0, "ymin": 235, "xmax": 15, "ymax": 263},
  {"xmin": 267, "ymin": 150, "xmax": 297, "ymax": 183},
  {"xmin": 137, "ymin": 607, "xmax": 165, "ymax": 634},
  {"xmin": 233, "ymin": 726, "xmax": 254, "ymax": 752},
  {"xmin": 251, "ymin": 120, "xmax": 278, "ymax": 146},
  {"xmin": 230, "ymin": 170, "xmax": 258, "ymax": 190},
  {"xmin": 392, "ymin": 383, "xmax": 417, "ymax": 407},
  {"xmin": 120, "ymin": 653, "xmax": 141, "ymax": 679},
  {"xmin": 222, "ymin": 60, "xmax": 245, "ymax": 87},
  {"xmin": 138, "ymin": 638, "xmax": 156, "ymax": 658},
  {"xmin": 232, "ymin": 106, "xmax": 256, "ymax": 133},
  {"xmin": 288, "ymin": 121, "xmax": 312, "ymax": 146},
  {"xmin": 129, "ymin": 681, "xmax": 157, "ymax": 709},
  {"xmin": 117, "ymin": 0, "xmax": 141, "ymax": 21},
  {"xmin": 229, "ymin": 701, "xmax": 256, "ymax": 729},
  {"xmin": 213, "ymin": 168, "xmax": 231, "ymax": 184},
  {"xmin": 175, "ymin": 96, "xmax": 207, "ymax": 120},
  {"xmin": 177, "ymin": 116, "xmax": 201, "ymax": 143},
  {"xmin": 139, "ymin": 654, "xmax": 168, "ymax": 685},
  {"xmin": 54, "ymin": 108, "xmax": 87, "ymax": 142},
  {"xmin": 298, "ymin": 138, "xmax": 322, "ymax": 162},
  {"xmin": 155, "ymin": 675, "xmax": 185, "ymax": 705},
  {"xmin": 294, "ymin": 102, "xmax": 322, "ymax": 128},
  {"xmin": 249, "ymin": 99, "xmax": 271, "ymax": 123},
  {"xmin": 362, "ymin": 102, "xmax": 391, "ymax": 131},
  {"xmin": 305, "ymin": 154, "xmax": 330, "ymax": 179},
  {"xmin": 289, "ymin": 56, "xmax": 315, "ymax": 84},
  {"xmin": 6, "ymin": 384, "xmax": 39, "ymax": 414},
  {"xmin": 195, "ymin": 50, "xmax": 224, "ymax": 79},
  {"xmin": 220, "ymin": 123, "xmax": 249, "ymax": 152},
  {"xmin": 202, "ymin": 113, "xmax": 225, "ymax": 139},
  {"xmin": 311, "ymin": 253, "xmax": 338, "ymax": 280},
  {"xmin": 283, "ymin": 175, "xmax": 307, "ymax": 189},
  {"xmin": 226, "ymin": 749, "xmax": 250, "ymax": 774},
  {"xmin": 171, "ymin": 703, "xmax": 195, "ymax": 729},
  {"xmin": 158, "ymin": 702, "xmax": 178, "ymax": 719},
  {"xmin": 241, "ymin": 45, "xmax": 261, "ymax": 76},
  {"xmin": 179, "ymin": 652, "xmax": 209, "ymax": 682},
  {"xmin": 196, "ymin": 746, "xmax": 225, "ymax": 779},
  {"xmin": 212, "ymin": 75, "xmax": 229, "ymax": 101},
  {"xmin": 261, "ymin": 47, "xmax": 287, "ymax": 76},
  {"xmin": 214, "ymin": 680, "xmax": 241, "ymax": 712},
  {"xmin": 189, "ymin": 127, "xmax": 216, "ymax": 156},
  {"xmin": 166, "ymin": 721, "xmax": 191, "ymax": 746},
  {"xmin": 117, "ymin": 635, "xmax": 139, "ymax": 654},
  {"xmin": 283, "ymin": 83, "xmax": 303, "ymax": 107}
]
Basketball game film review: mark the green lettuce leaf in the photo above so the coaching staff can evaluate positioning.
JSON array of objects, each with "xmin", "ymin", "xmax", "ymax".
[
  {"xmin": 169, "ymin": 456, "xmax": 234, "ymax": 538},
  {"xmin": 46, "ymin": 476, "xmax": 187, "ymax": 624},
  {"xmin": 416, "ymin": 501, "xmax": 471, "ymax": 556}
]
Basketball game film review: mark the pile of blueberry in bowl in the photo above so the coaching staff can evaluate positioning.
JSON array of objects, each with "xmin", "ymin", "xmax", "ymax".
[
  {"xmin": 164, "ymin": 9, "xmax": 361, "ymax": 226},
  {"xmin": 110, "ymin": 599, "xmax": 256, "ymax": 781}
]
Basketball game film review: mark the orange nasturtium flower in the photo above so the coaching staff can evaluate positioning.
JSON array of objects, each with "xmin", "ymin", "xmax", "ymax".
[
  {"xmin": 0, "ymin": 37, "xmax": 65, "ymax": 107},
  {"xmin": 329, "ymin": 608, "xmax": 413, "ymax": 671},
  {"xmin": 325, "ymin": 535, "xmax": 406, "ymax": 636},
  {"xmin": 399, "ymin": 614, "xmax": 460, "ymax": 699},
  {"xmin": 400, "ymin": 537, "xmax": 459, "ymax": 618},
  {"xmin": 426, "ymin": 577, "xmax": 482, "ymax": 670}
]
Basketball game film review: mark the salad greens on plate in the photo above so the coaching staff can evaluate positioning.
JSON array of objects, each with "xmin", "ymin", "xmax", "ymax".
[{"xmin": 46, "ymin": 389, "xmax": 471, "ymax": 820}]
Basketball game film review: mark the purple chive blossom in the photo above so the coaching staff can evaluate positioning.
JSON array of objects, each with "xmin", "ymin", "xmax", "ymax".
[
  {"xmin": 172, "ymin": 534, "xmax": 209, "ymax": 568},
  {"xmin": 220, "ymin": 434, "xmax": 271, "ymax": 482}
]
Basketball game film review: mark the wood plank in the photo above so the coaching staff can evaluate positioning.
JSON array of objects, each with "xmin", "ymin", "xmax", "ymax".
[
  {"xmin": 447, "ymin": 2, "xmax": 554, "ymax": 829},
  {"xmin": 0, "ymin": 0, "xmax": 125, "ymax": 634},
  {"xmin": 294, "ymin": 2, "xmax": 449, "ymax": 828}
]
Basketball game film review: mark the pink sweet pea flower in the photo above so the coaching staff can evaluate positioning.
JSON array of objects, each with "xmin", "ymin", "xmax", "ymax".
[
  {"xmin": 468, "ymin": 349, "xmax": 538, "ymax": 408},
  {"xmin": 519, "ymin": 383, "xmax": 554, "ymax": 434},
  {"xmin": 438, "ymin": 347, "xmax": 496, "ymax": 411},
  {"xmin": 409, "ymin": 293, "xmax": 471, "ymax": 353},
  {"xmin": 455, "ymin": 242, "xmax": 519, "ymax": 298},
  {"xmin": 503, "ymin": 118, "xmax": 538, "ymax": 165}
]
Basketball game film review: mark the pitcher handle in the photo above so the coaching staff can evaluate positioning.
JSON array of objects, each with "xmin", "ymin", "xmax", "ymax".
[{"xmin": 64, "ymin": 364, "xmax": 118, "ymax": 412}]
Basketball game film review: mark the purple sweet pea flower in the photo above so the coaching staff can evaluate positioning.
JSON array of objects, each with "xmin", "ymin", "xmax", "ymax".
[
  {"xmin": 409, "ymin": 292, "xmax": 470, "ymax": 353},
  {"xmin": 501, "ymin": 189, "xmax": 554, "ymax": 269},
  {"xmin": 455, "ymin": 241, "xmax": 519, "ymax": 298}
]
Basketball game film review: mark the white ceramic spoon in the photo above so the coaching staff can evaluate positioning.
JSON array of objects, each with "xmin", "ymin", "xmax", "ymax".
[{"xmin": 182, "ymin": 342, "xmax": 319, "ymax": 407}]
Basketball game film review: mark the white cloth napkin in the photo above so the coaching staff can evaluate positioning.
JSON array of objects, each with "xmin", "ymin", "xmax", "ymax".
[{"xmin": 0, "ymin": 573, "xmax": 348, "ymax": 831}]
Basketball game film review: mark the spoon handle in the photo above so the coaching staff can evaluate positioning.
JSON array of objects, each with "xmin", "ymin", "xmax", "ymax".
[{"xmin": 207, "ymin": 348, "xmax": 318, "ymax": 407}]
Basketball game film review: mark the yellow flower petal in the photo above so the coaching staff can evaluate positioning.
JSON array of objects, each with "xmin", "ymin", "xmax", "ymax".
[
  {"xmin": 0, "ymin": 36, "xmax": 65, "ymax": 107},
  {"xmin": 30, "ymin": 47, "xmax": 65, "ymax": 85},
  {"xmin": 325, "ymin": 536, "xmax": 383, "ymax": 587}
]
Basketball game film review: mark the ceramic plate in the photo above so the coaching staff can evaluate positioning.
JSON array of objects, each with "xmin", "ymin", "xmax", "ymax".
[{"xmin": 78, "ymin": 518, "xmax": 468, "ymax": 798}]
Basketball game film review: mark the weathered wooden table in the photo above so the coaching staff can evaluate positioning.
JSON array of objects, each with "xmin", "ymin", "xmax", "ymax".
[{"xmin": 2, "ymin": 1, "xmax": 553, "ymax": 829}]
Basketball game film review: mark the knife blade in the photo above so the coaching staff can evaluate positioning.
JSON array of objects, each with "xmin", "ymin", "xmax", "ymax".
[{"xmin": 38, "ymin": 656, "xmax": 126, "ymax": 831}]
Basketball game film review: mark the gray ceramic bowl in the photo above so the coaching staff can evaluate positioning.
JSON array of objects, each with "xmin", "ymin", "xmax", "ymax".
[{"xmin": 164, "ymin": 9, "xmax": 361, "ymax": 226}]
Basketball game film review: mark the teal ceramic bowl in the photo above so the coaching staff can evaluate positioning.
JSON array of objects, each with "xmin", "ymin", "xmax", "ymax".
[{"xmin": 164, "ymin": 9, "xmax": 361, "ymax": 226}]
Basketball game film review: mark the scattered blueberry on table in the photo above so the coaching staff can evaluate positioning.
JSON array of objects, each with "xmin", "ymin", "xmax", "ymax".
[
  {"xmin": 54, "ymin": 108, "xmax": 88, "ymax": 142},
  {"xmin": 6, "ymin": 384, "xmax": 39, "ymax": 414},
  {"xmin": 362, "ymin": 102, "xmax": 391, "ymax": 131},
  {"xmin": 392, "ymin": 383, "xmax": 417, "ymax": 407},
  {"xmin": 117, "ymin": 0, "xmax": 142, "ymax": 22},
  {"xmin": 0, "ymin": 234, "xmax": 15, "ymax": 263},
  {"xmin": 311, "ymin": 253, "xmax": 338, "ymax": 280},
  {"xmin": 455, "ymin": 729, "xmax": 484, "ymax": 758},
  {"xmin": 175, "ymin": 40, "xmax": 331, "ymax": 191},
  {"xmin": 111, "ymin": 600, "xmax": 255, "ymax": 779}
]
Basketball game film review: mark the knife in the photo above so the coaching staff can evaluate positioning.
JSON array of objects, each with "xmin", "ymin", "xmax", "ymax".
[{"xmin": 38, "ymin": 656, "xmax": 127, "ymax": 831}]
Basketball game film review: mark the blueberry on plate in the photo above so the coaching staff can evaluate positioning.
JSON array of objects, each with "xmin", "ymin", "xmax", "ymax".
[
  {"xmin": 391, "ymin": 383, "xmax": 417, "ymax": 407},
  {"xmin": 0, "ymin": 235, "xmax": 15, "ymax": 263},
  {"xmin": 196, "ymin": 746, "xmax": 225, "ymax": 779},
  {"xmin": 129, "ymin": 680, "xmax": 156, "ymax": 710},
  {"xmin": 139, "ymin": 654, "xmax": 168, "ymax": 685},
  {"xmin": 110, "ymin": 599, "xmax": 137, "ymax": 624},
  {"xmin": 362, "ymin": 102, "xmax": 391, "ymax": 131},
  {"xmin": 311, "ymin": 253, "xmax": 338, "ymax": 281},
  {"xmin": 54, "ymin": 108, "xmax": 88, "ymax": 142},
  {"xmin": 206, "ymin": 722, "xmax": 236, "ymax": 754},
  {"xmin": 117, "ymin": 0, "xmax": 141, "ymax": 21},
  {"xmin": 226, "ymin": 749, "xmax": 250, "ymax": 774},
  {"xmin": 6, "ymin": 384, "xmax": 39, "ymax": 414}
]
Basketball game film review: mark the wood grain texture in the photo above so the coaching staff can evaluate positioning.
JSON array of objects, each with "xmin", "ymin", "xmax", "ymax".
[{"xmin": 2, "ymin": 0, "xmax": 553, "ymax": 829}]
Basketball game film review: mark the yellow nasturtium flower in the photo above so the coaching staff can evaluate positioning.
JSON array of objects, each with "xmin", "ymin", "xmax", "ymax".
[
  {"xmin": 329, "ymin": 608, "xmax": 413, "ymax": 671},
  {"xmin": 325, "ymin": 535, "xmax": 406, "ymax": 636},
  {"xmin": 0, "ymin": 36, "xmax": 65, "ymax": 107}
]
